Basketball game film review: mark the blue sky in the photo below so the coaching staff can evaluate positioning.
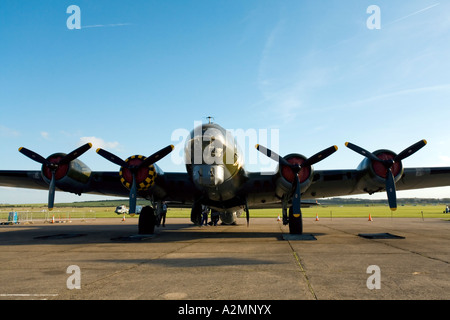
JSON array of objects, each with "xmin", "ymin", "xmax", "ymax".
[{"xmin": 1, "ymin": 0, "xmax": 450, "ymax": 204}]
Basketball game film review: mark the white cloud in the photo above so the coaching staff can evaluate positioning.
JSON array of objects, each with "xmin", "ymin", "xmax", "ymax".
[
  {"xmin": 40, "ymin": 131, "xmax": 50, "ymax": 139},
  {"xmin": 0, "ymin": 125, "xmax": 20, "ymax": 137},
  {"xmin": 79, "ymin": 136, "xmax": 121, "ymax": 151}
]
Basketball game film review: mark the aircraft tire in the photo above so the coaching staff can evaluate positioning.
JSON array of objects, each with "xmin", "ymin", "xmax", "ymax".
[
  {"xmin": 191, "ymin": 201, "xmax": 202, "ymax": 225},
  {"xmin": 288, "ymin": 206, "xmax": 303, "ymax": 234},
  {"xmin": 138, "ymin": 206, "xmax": 156, "ymax": 234}
]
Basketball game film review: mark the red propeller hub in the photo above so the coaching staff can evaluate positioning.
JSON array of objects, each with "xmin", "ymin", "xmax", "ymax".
[
  {"xmin": 42, "ymin": 155, "xmax": 69, "ymax": 181},
  {"xmin": 281, "ymin": 156, "xmax": 311, "ymax": 184},
  {"xmin": 372, "ymin": 152, "xmax": 402, "ymax": 179}
]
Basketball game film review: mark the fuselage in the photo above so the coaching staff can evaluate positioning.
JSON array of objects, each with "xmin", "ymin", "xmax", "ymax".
[{"xmin": 184, "ymin": 122, "xmax": 247, "ymax": 223}]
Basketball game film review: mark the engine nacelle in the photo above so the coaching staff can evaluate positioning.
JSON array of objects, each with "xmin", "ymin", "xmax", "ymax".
[
  {"xmin": 41, "ymin": 153, "xmax": 91, "ymax": 194},
  {"xmin": 119, "ymin": 155, "xmax": 160, "ymax": 191},
  {"xmin": 274, "ymin": 153, "xmax": 315, "ymax": 198},
  {"xmin": 356, "ymin": 149, "xmax": 404, "ymax": 194}
]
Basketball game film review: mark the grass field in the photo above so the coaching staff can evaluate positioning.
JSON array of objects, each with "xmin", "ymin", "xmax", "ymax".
[{"xmin": 1, "ymin": 205, "xmax": 449, "ymax": 222}]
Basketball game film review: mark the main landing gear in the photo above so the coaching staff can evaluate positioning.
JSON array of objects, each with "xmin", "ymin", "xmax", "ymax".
[
  {"xmin": 288, "ymin": 206, "xmax": 303, "ymax": 235},
  {"xmin": 137, "ymin": 204, "xmax": 304, "ymax": 235},
  {"xmin": 138, "ymin": 206, "xmax": 156, "ymax": 234},
  {"xmin": 282, "ymin": 201, "xmax": 303, "ymax": 235}
]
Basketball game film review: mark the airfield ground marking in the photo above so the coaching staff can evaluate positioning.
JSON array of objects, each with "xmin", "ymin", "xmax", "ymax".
[
  {"xmin": 278, "ymin": 224, "xmax": 318, "ymax": 300},
  {"xmin": 288, "ymin": 243, "xmax": 317, "ymax": 300}
]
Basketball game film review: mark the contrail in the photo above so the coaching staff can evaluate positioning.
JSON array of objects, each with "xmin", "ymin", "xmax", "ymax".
[
  {"xmin": 81, "ymin": 23, "xmax": 133, "ymax": 29},
  {"xmin": 384, "ymin": 3, "xmax": 440, "ymax": 27}
]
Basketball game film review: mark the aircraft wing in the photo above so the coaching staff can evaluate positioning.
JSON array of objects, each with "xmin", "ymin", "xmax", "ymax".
[
  {"xmin": 0, "ymin": 170, "xmax": 127, "ymax": 197},
  {"xmin": 305, "ymin": 167, "xmax": 450, "ymax": 198},
  {"xmin": 0, "ymin": 170, "xmax": 49, "ymax": 190},
  {"xmin": 1, "ymin": 167, "xmax": 450, "ymax": 206},
  {"xmin": 0, "ymin": 170, "xmax": 196, "ymax": 205},
  {"xmin": 242, "ymin": 167, "xmax": 450, "ymax": 208},
  {"xmin": 88, "ymin": 171, "xmax": 197, "ymax": 205}
]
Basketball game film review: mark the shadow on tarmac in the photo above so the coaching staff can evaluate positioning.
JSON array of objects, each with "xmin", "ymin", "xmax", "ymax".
[{"xmin": 0, "ymin": 221, "xmax": 326, "ymax": 245}]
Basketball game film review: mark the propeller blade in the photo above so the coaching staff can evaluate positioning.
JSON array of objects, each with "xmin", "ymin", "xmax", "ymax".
[
  {"xmin": 255, "ymin": 144, "xmax": 291, "ymax": 167},
  {"xmin": 385, "ymin": 168, "xmax": 397, "ymax": 211},
  {"xmin": 48, "ymin": 171, "xmax": 56, "ymax": 211},
  {"xmin": 346, "ymin": 140, "xmax": 427, "ymax": 211},
  {"xmin": 96, "ymin": 145, "xmax": 174, "ymax": 216},
  {"xmin": 129, "ymin": 173, "xmax": 138, "ymax": 214},
  {"xmin": 96, "ymin": 148, "xmax": 129, "ymax": 168},
  {"xmin": 345, "ymin": 142, "xmax": 381, "ymax": 163},
  {"xmin": 60, "ymin": 143, "xmax": 92, "ymax": 165},
  {"xmin": 291, "ymin": 176, "xmax": 302, "ymax": 216},
  {"xmin": 394, "ymin": 139, "xmax": 427, "ymax": 162},
  {"xmin": 303, "ymin": 145, "xmax": 338, "ymax": 167},
  {"xmin": 139, "ymin": 145, "xmax": 174, "ymax": 168},
  {"xmin": 18, "ymin": 147, "xmax": 50, "ymax": 166},
  {"xmin": 19, "ymin": 145, "xmax": 92, "ymax": 211},
  {"xmin": 256, "ymin": 144, "xmax": 337, "ymax": 218}
]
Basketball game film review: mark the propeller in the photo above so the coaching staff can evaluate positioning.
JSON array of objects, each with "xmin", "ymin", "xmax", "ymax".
[
  {"xmin": 18, "ymin": 143, "xmax": 93, "ymax": 210},
  {"xmin": 256, "ymin": 144, "xmax": 338, "ymax": 216},
  {"xmin": 96, "ymin": 145, "xmax": 174, "ymax": 214},
  {"xmin": 345, "ymin": 139, "xmax": 427, "ymax": 210}
]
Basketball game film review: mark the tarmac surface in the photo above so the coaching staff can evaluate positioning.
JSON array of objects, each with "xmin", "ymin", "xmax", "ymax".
[{"xmin": 0, "ymin": 216, "xmax": 449, "ymax": 301}]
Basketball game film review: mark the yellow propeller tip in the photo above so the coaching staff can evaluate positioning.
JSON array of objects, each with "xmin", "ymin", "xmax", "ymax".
[
  {"xmin": 345, "ymin": 142, "xmax": 349, "ymax": 147},
  {"xmin": 423, "ymin": 139, "xmax": 427, "ymax": 145},
  {"xmin": 88, "ymin": 143, "xmax": 93, "ymax": 148},
  {"xmin": 390, "ymin": 208, "xmax": 397, "ymax": 212},
  {"xmin": 170, "ymin": 145, "xmax": 175, "ymax": 150},
  {"xmin": 255, "ymin": 144, "xmax": 259, "ymax": 149},
  {"xmin": 96, "ymin": 148, "xmax": 101, "ymax": 153},
  {"xmin": 334, "ymin": 145, "xmax": 338, "ymax": 151},
  {"xmin": 49, "ymin": 208, "xmax": 53, "ymax": 211},
  {"xmin": 18, "ymin": 147, "xmax": 23, "ymax": 151}
]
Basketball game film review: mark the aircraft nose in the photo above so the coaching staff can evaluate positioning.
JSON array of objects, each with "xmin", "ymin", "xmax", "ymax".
[{"xmin": 193, "ymin": 165, "xmax": 225, "ymax": 186}]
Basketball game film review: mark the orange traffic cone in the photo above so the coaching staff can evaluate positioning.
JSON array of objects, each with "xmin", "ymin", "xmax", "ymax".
[
  {"xmin": 122, "ymin": 214, "xmax": 126, "ymax": 222},
  {"xmin": 368, "ymin": 213, "xmax": 373, "ymax": 221},
  {"xmin": 277, "ymin": 214, "xmax": 281, "ymax": 221},
  {"xmin": 51, "ymin": 215, "xmax": 55, "ymax": 224},
  {"xmin": 315, "ymin": 214, "xmax": 319, "ymax": 221}
]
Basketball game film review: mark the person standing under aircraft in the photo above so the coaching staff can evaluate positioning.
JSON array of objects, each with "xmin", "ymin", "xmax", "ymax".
[
  {"xmin": 161, "ymin": 201, "xmax": 168, "ymax": 227},
  {"xmin": 211, "ymin": 209, "xmax": 220, "ymax": 226},
  {"xmin": 201, "ymin": 205, "xmax": 209, "ymax": 226}
]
